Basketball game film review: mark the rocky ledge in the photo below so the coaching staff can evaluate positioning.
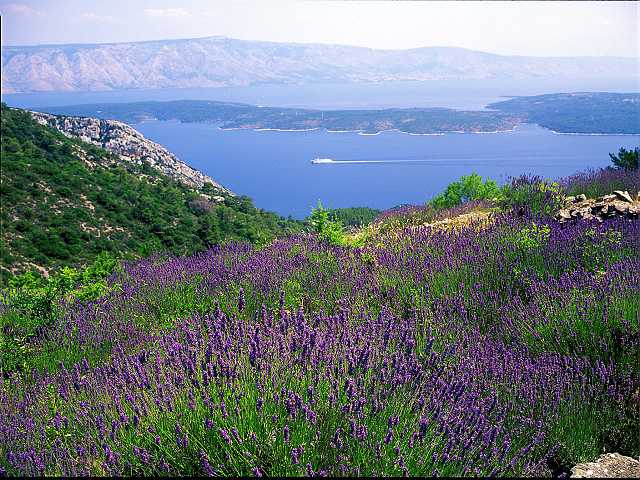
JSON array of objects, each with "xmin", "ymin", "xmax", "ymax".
[
  {"xmin": 29, "ymin": 110, "xmax": 231, "ymax": 196},
  {"xmin": 555, "ymin": 190, "xmax": 639, "ymax": 223},
  {"xmin": 571, "ymin": 453, "xmax": 640, "ymax": 478}
]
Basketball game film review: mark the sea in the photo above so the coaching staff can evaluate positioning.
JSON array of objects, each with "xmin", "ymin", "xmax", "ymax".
[{"xmin": 4, "ymin": 79, "xmax": 639, "ymax": 218}]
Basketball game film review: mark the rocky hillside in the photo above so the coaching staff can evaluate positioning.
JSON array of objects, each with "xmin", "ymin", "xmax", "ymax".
[
  {"xmin": 1, "ymin": 36, "xmax": 636, "ymax": 93},
  {"xmin": 29, "ymin": 110, "xmax": 230, "ymax": 195},
  {"xmin": 0, "ymin": 104, "xmax": 301, "ymax": 280}
]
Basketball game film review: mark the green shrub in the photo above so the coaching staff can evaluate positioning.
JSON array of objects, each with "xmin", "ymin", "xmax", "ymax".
[
  {"xmin": 430, "ymin": 172, "xmax": 502, "ymax": 210},
  {"xmin": 581, "ymin": 227, "xmax": 624, "ymax": 273},
  {"xmin": 515, "ymin": 223, "xmax": 551, "ymax": 251},
  {"xmin": 0, "ymin": 252, "xmax": 121, "ymax": 376},
  {"xmin": 326, "ymin": 207, "xmax": 381, "ymax": 227},
  {"xmin": 500, "ymin": 175, "xmax": 564, "ymax": 217},
  {"xmin": 309, "ymin": 202, "xmax": 346, "ymax": 246}
]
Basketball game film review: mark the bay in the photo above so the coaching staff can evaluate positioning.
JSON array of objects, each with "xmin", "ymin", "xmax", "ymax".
[
  {"xmin": 5, "ymin": 80, "xmax": 638, "ymax": 218},
  {"xmin": 133, "ymin": 120, "xmax": 639, "ymax": 218}
]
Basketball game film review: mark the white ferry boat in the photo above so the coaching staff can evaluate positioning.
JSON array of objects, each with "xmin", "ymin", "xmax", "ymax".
[{"xmin": 311, "ymin": 157, "xmax": 334, "ymax": 164}]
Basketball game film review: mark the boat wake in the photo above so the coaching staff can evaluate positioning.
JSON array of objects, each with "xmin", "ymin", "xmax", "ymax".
[{"xmin": 310, "ymin": 157, "xmax": 588, "ymax": 167}]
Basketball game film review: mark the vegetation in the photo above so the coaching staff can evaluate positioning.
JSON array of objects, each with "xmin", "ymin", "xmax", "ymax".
[
  {"xmin": 489, "ymin": 92, "xmax": 640, "ymax": 134},
  {"xmin": 0, "ymin": 104, "xmax": 302, "ymax": 283},
  {"xmin": 429, "ymin": 172, "xmax": 501, "ymax": 210},
  {"xmin": 325, "ymin": 207, "xmax": 381, "ymax": 228},
  {"xmin": 1, "ymin": 165, "xmax": 637, "ymax": 476},
  {"xmin": 1, "ymin": 252, "xmax": 120, "ymax": 376},
  {"xmin": 609, "ymin": 146, "xmax": 639, "ymax": 171},
  {"xmin": 1, "ymin": 111, "xmax": 639, "ymax": 476}
]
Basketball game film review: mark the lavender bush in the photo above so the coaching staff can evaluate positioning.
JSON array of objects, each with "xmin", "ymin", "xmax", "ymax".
[{"xmin": 1, "ymin": 174, "xmax": 639, "ymax": 476}]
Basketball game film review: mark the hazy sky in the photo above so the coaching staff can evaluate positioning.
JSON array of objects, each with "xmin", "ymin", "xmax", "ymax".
[{"xmin": 1, "ymin": 0, "xmax": 638, "ymax": 57}]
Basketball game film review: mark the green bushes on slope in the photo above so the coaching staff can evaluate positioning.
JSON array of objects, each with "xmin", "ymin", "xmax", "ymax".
[
  {"xmin": 429, "ymin": 172, "xmax": 502, "ymax": 210},
  {"xmin": 0, "ymin": 104, "xmax": 302, "ymax": 283}
]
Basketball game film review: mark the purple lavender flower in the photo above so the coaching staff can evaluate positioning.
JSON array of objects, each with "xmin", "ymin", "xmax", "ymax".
[
  {"xmin": 238, "ymin": 288, "xmax": 245, "ymax": 312},
  {"xmin": 219, "ymin": 428, "xmax": 232, "ymax": 445},
  {"xmin": 291, "ymin": 446, "xmax": 304, "ymax": 465}
]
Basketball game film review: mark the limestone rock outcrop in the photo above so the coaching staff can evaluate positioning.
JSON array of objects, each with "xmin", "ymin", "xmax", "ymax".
[
  {"xmin": 571, "ymin": 453, "xmax": 640, "ymax": 478},
  {"xmin": 29, "ymin": 110, "xmax": 231, "ymax": 195},
  {"xmin": 556, "ymin": 190, "xmax": 639, "ymax": 223}
]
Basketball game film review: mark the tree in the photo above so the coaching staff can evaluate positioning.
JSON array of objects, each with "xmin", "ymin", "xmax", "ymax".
[{"xmin": 609, "ymin": 147, "xmax": 638, "ymax": 171}]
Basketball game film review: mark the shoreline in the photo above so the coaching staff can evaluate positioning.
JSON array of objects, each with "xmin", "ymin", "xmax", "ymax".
[
  {"xmin": 218, "ymin": 125, "xmax": 521, "ymax": 136},
  {"xmin": 549, "ymin": 130, "xmax": 640, "ymax": 136},
  {"xmin": 171, "ymin": 123, "xmax": 634, "ymax": 137}
]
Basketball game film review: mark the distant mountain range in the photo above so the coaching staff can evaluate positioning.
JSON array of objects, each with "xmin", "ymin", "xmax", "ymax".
[{"xmin": 1, "ymin": 36, "xmax": 637, "ymax": 93}]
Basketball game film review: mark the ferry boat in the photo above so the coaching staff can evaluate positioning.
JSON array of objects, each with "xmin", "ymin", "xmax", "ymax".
[{"xmin": 311, "ymin": 157, "xmax": 334, "ymax": 164}]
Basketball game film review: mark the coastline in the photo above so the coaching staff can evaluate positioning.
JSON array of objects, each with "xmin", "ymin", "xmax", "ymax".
[
  {"xmin": 549, "ymin": 130, "xmax": 640, "ymax": 136},
  {"xmin": 218, "ymin": 125, "xmax": 520, "ymax": 136},
  {"xmin": 174, "ymin": 122, "xmax": 634, "ymax": 137}
]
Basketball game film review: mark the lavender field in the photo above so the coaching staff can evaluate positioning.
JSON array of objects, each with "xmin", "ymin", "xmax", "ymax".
[{"xmin": 1, "ymin": 171, "xmax": 639, "ymax": 477}]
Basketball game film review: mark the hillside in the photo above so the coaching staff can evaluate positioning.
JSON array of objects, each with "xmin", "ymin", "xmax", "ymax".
[
  {"xmin": 0, "ymin": 104, "xmax": 302, "ymax": 281},
  {"xmin": 2, "ymin": 36, "xmax": 636, "ymax": 93},
  {"xmin": 489, "ymin": 92, "xmax": 640, "ymax": 134},
  {"xmin": 29, "ymin": 110, "xmax": 231, "ymax": 193},
  {"xmin": 1, "ymin": 166, "xmax": 638, "ymax": 476}
]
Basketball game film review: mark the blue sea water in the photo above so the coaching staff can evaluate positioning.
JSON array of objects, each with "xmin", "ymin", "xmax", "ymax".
[
  {"xmin": 4, "ymin": 80, "xmax": 639, "ymax": 218},
  {"xmin": 133, "ymin": 120, "xmax": 639, "ymax": 218},
  {"xmin": 4, "ymin": 77, "xmax": 638, "ymax": 110}
]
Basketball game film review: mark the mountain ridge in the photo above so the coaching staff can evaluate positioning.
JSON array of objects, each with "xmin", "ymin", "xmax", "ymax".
[
  {"xmin": 3, "ymin": 34, "xmax": 637, "ymax": 58},
  {"xmin": 2, "ymin": 36, "xmax": 636, "ymax": 93}
]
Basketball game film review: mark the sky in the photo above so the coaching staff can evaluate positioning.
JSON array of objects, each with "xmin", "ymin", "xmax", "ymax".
[{"xmin": 0, "ymin": 0, "xmax": 638, "ymax": 57}]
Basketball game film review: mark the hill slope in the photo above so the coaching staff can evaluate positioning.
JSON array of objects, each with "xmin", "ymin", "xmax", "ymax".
[
  {"xmin": 489, "ymin": 92, "xmax": 640, "ymax": 134},
  {"xmin": 29, "ymin": 110, "xmax": 231, "ymax": 193},
  {"xmin": 0, "ymin": 104, "xmax": 302, "ymax": 280},
  {"xmin": 2, "ymin": 36, "xmax": 636, "ymax": 93}
]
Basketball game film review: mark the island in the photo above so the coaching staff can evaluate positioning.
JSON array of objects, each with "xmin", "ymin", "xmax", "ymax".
[
  {"xmin": 37, "ymin": 92, "xmax": 639, "ymax": 135},
  {"xmin": 488, "ymin": 92, "xmax": 640, "ymax": 134}
]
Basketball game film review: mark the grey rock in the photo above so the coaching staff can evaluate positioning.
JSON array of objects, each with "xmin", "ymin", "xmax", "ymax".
[
  {"xmin": 29, "ymin": 110, "xmax": 232, "ymax": 195},
  {"xmin": 555, "ymin": 191, "xmax": 640, "ymax": 224},
  {"xmin": 571, "ymin": 452, "xmax": 640, "ymax": 478},
  {"xmin": 613, "ymin": 190, "xmax": 633, "ymax": 203},
  {"xmin": 613, "ymin": 202, "xmax": 628, "ymax": 214}
]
